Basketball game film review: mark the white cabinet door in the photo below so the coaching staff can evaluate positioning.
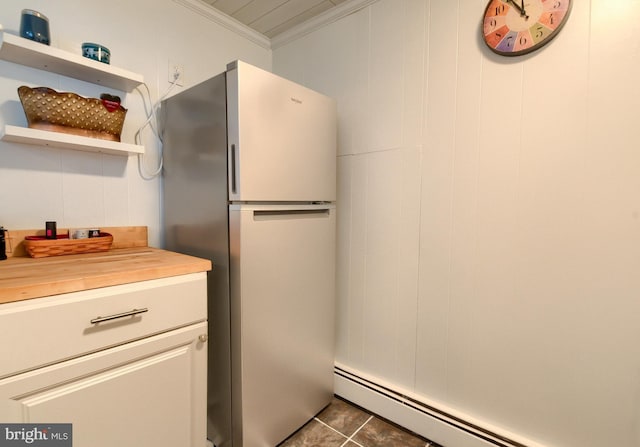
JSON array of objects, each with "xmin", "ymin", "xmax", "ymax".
[{"xmin": 0, "ymin": 322, "xmax": 208, "ymax": 447}]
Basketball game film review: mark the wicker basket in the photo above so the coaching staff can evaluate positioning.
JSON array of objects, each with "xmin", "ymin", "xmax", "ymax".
[
  {"xmin": 23, "ymin": 233, "xmax": 113, "ymax": 258},
  {"xmin": 17, "ymin": 86, "xmax": 127, "ymax": 142}
]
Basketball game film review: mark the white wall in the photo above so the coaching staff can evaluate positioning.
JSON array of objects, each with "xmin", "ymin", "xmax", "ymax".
[
  {"xmin": 0, "ymin": 0, "xmax": 271, "ymax": 246},
  {"xmin": 274, "ymin": 1, "xmax": 640, "ymax": 446}
]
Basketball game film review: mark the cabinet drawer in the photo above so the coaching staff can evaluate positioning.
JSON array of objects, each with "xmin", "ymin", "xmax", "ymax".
[{"xmin": 0, "ymin": 272, "xmax": 207, "ymax": 378}]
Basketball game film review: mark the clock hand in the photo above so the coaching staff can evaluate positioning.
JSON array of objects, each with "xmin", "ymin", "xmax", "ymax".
[
  {"xmin": 520, "ymin": 0, "xmax": 527, "ymax": 16},
  {"xmin": 506, "ymin": 0, "xmax": 529, "ymax": 19}
]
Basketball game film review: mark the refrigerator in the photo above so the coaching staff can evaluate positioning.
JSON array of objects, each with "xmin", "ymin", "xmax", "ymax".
[{"xmin": 161, "ymin": 60, "xmax": 337, "ymax": 447}]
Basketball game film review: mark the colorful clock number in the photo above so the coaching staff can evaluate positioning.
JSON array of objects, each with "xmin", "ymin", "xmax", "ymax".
[
  {"xmin": 484, "ymin": 14, "xmax": 506, "ymax": 35},
  {"xmin": 539, "ymin": 10, "xmax": 567, "ymax": 30},
  {"xmin": 514, "ymin": 30, "xmax": 534, "ymax": 52},
  {"xmin": 496, "ymin": 31, "xmax": 518, "ymax": 53},
  {"xmin": 489, "ymin": 0, "xmax": 508, "ymax": 16},
  {"xmin": 544, "ymin": 0, "xmax": 569, "ymax": 11},
  {"xmin": 485, "ymin": 26, "xmax": 510, "ymax": 48},
  {"xmin": 531, "ymin": 23, "xmax": 552, "ymax": 43}
]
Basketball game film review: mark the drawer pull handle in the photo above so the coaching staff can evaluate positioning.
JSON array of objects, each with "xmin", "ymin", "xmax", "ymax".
[{"xmin": 90, "ymin": 308, "xmax": 149, "ymax": 324}]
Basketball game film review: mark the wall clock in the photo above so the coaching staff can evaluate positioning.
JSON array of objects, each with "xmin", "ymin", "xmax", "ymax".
[{"xmin": 483, "ymin": 0, "xmax": 572, "ymax": 56}]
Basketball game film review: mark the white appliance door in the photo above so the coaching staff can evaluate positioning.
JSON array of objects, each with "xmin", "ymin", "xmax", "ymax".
[
  {"xmin": 229, "ymin": 204, "xmax": 336, "ymax": 447},
  {"xmin": 227, "ymin": 61, "xmax": 337, "ymax": 202}
]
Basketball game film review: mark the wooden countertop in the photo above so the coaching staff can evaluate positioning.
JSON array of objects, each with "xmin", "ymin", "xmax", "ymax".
[{"xmin": 0, "ymin": 247, "xmax": 212, "ymax": 304}]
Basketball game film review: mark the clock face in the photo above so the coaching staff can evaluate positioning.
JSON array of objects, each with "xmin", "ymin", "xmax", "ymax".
[{"xmin": 483, "ymin": 0, "xmax": 572, "ymax": 56}]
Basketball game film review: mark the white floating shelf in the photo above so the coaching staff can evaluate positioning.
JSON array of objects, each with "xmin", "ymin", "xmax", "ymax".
[
  {"xmin": 0, "ymin": 30, "xmax": 144, "ymax": 92},
  {"xmin": 1, "ymin": 125, "xmax": 144, "ymax": 156}
]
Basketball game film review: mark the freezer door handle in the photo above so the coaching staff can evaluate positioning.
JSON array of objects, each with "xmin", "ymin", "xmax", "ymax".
[
  {"xmin": 230, "ymin": 144, "xmax": 237, "ymax": 194},
  {"xmin": 253, "ymin": 208, "xmax": 331, "ymax": 219}
]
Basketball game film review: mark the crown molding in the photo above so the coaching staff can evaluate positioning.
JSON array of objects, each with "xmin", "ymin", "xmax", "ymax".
[
  {"xmin": 174, "ymin": 0, "xmax": 379, "ymax": 51},
  {"xmin": 173, "ymin": 0, "xmax": 271, "ymax": 50},
  {"xmin": 270, "ymin": 0, "xmax": 380, "ymax": 49}
]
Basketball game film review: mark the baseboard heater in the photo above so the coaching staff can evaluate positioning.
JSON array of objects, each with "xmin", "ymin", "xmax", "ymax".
[{"xmin": 334, "ymin": 365, "xmax": 541, "ymax": 447}]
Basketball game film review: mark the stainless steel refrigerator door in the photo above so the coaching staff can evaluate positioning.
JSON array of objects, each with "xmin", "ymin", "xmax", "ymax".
[
  {"xmin": 227, "ymin": 61, "xmax": 337, "ymax": 203},
  {"xmin": 229, "ymin": 204, "xmax": 336, "ymax": 447}
]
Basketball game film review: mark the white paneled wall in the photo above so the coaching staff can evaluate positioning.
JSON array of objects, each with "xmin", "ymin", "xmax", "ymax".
[
  {"xmin": 274, "ymin": 1, "xmax": 640, "ymax": 446},
  {"xmin": 277, "ymin": 0, "xmax": 426, "ymax": 385},
  {"xmin": 0, "ymin": 0, "xmax": 271, "ymax": 245}
]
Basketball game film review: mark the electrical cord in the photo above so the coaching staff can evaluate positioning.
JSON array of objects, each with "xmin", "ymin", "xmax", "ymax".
[{"xmin": 134, "ymin": 71, "xmax": 181, "ymax": 180}]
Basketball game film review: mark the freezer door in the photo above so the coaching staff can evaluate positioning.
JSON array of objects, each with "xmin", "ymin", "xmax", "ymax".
[
  {"xmin": 229, "ymin": 204, "xmax": 336, "ymax": 447},
  {"xmin": 227, "ymin": 61, "xmax": 337, "ymax": 202}
]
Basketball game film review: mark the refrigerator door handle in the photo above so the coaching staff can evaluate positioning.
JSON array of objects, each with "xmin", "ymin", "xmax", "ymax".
[
  {"xmin": 253, "ymin": 209, "xmax": 330, "ymax": 219},
  {"xmin": 230, "ymin": 144, "xmax": 237, "ymax": 194}
]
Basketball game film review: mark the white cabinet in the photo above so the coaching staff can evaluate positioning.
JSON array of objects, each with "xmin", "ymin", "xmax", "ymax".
[{"xmin": 0, "ymin": 272, "xmax": 208, "ymax": 447}]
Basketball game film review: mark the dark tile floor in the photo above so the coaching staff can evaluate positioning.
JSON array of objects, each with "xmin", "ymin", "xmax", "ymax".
[{"xmin": 278, "ymin": 396, "xmax": 442, "ymax": 447}]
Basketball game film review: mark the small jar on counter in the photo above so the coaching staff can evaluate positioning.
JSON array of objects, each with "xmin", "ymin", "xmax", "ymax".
[{"xmin": 0, "ymin": 226, "xmax": 7, "ymax": 261}]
